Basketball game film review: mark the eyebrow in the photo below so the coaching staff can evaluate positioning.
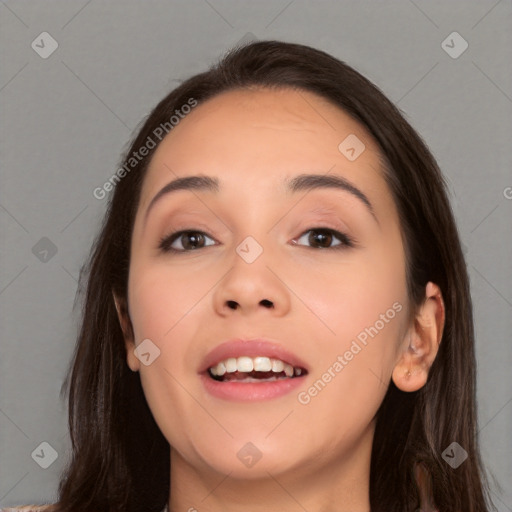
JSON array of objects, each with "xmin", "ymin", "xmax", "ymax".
[{"xmin": 143, "ymin": 173, "xmax": 377, "ymax": 225}]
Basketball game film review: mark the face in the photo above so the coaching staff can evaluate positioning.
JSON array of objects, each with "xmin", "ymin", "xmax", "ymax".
[{"xmin": 120, "ymin": 87, "xmax": 414, "ymax": 482}]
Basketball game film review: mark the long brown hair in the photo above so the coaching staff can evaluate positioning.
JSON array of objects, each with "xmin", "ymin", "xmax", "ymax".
[{"xmin": 54, "ymin": 40, "xmax": 496, "ymax": 512}]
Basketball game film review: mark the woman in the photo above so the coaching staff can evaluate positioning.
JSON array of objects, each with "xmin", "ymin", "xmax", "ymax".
[{"xmin": 3, "ymin": 40, "xmax": 496, "ymax": 512}]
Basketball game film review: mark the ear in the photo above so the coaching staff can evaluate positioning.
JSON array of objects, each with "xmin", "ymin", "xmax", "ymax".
[
  {"xmin": 392, "ymin": 282, "xmax": 445, "ymax": 392},
  {"xmin": 113, "ymin": 292, "xmax": 140, "ymax": 372}
]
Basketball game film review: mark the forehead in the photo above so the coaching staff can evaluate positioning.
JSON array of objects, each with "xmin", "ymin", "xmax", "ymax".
[{"xmin": 139, "ymin": 87, "xmax": 388, "ymax": 210}]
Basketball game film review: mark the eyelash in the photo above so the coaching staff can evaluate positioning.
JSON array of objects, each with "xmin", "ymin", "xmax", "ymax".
[{"xmin": 157, "ymin": 227, "xmax": 355, "ymax": 253}]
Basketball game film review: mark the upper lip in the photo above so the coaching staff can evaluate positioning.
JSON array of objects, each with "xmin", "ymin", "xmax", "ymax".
[{"xmin": 199, "ymin": 338, "xmax": 309, "ymax": 374}]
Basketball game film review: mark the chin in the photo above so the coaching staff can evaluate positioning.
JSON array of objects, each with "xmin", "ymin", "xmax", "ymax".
[{"xmin": 188, "ymin": 437, "xmax": 303, "ymax": 479}]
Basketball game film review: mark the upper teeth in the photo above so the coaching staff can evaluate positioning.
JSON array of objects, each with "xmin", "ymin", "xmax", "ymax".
[{"xmin": 209, "ymin": 356, "xmax": 302, "ymax": 377}]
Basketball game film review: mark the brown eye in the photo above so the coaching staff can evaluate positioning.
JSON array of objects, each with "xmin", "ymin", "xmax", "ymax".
[
  {"xmin": 158, "ymin": 230, "xmax": 216, "ymax": 252},
  {"xmin": 293, "ymin": 228, "xmax": 353, "ymax": 250}
]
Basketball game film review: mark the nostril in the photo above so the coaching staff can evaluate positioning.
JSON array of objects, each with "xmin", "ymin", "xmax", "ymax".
[
  {"xmin": 227, "ymin": 300, "xmax": 238, "ymax": 309},
  {"xmin": 261, "ymin": 299, "xmax": 274, "ymax": 308}
]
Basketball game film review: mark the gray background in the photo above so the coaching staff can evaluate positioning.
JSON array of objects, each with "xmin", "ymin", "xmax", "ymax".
[{"xmin": 1, "ymin": 0, "xmax": 511, "ymax": 509}]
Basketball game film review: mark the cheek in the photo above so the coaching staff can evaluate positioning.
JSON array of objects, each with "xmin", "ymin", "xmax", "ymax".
[
  {"xmin": 126, "ymin": 264, "xmax": 212, "ymax": 448},
  {"xmin": 305, "ymin": 240, "xmax": 407, "ymax": 404},
  {"xmin": 297, "ymin": 283, "xmax": 406, "ymax": 443},
  {"xmin": 312, "ymin": 242, "xmax": 406, "ymax": 346},
  {"xmin": 127, "ymin": 261, "xmax": 209, "ymax": 341}
]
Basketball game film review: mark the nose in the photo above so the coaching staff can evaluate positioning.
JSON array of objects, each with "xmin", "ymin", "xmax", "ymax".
[{"xmin": 212, "ymin": 248, "xmax": 292, "ymax": 318}]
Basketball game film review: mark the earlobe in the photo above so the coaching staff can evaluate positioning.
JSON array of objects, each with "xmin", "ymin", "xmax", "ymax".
[
  {"xmin": 112, "ymin": 292, "xmax": 140, "ymax": 372},
  {"xmin": 392, "ymin": 282, "xmax": 445, "ymax": 392}
]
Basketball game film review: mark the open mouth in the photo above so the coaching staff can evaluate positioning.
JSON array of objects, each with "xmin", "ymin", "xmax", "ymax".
[{"xmin": 208, "ymin": 356, "xmax": 308, "ymax": 383}]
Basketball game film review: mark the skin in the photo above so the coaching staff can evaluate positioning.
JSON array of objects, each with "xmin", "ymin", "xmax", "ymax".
[{"xmin": 114, "ymin": 87, "xmax": 445, "ymax": 512}]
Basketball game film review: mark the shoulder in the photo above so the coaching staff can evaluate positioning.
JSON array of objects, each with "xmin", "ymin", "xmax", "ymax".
[{"xmin": 0, "ymin": 505, "xmax": 56, "ymax": 512}]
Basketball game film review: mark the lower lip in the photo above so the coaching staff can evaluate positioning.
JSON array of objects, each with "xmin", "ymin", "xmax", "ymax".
[{"xmin": 200, "ymin": 373, "xmax": 306, "ymax": 401}]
